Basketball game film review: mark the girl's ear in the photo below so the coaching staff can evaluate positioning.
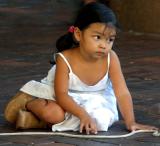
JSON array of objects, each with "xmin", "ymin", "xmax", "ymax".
[{"xmin": 73, "ymin": 27, "xmax": 81, "ymax": 42}]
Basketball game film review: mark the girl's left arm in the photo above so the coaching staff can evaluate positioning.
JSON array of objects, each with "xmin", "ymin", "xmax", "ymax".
[{"xmin": 109, "ymin": 50, "xmax": 158, "ymax": 131}]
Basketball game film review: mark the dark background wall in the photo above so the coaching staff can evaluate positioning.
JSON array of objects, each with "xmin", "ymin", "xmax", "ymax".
[
  {"xmin": 110, "ymin": 0, "xmax": 160, "ymax": 33},
  {"xmin": 0, "ymin": 0, "xmax": 160, "ymax": 37}
]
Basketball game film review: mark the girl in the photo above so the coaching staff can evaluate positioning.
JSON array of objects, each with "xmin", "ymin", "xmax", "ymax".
[{"xmin": 4, "ymin": 2, "xmax": 157, "ymax": 134}]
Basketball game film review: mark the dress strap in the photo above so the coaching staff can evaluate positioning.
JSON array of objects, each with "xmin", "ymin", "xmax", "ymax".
[
  {"xmin": 107, "ymin": 52, "xmax": 110, "ymax": 71},
  {"xmin": 57, "ymin": 53, "xmax": 72, "ymax": 73}
]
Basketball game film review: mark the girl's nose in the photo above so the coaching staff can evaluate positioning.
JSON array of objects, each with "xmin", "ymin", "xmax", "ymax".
[{"xmin": 99, "ymin": 41, "xmax": 106, "ymax": 49}]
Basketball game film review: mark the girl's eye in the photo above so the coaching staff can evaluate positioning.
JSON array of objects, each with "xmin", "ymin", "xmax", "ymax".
[
  {"xmin": 107, "ymin": 37, "xmax": 115, "ymax": 43},
  {"xmin": 93, "ymin": 35, "xmax": 101, "ymax": 40}
]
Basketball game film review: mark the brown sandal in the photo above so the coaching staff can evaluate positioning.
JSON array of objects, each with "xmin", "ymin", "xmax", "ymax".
[
  {"xmin": 16, "ymin": 109, "xmax": 46, "ymax": 129},
  {"xmin": 4, "ymin": 91, "xmax": 33, "ymax": 123}
]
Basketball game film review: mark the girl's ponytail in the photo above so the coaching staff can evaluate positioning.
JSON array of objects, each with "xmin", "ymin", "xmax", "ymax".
[
  {"xmin": 50, "ymin": 32, "xmax": 74, "ymax": 65},
  {"xmin": 56, "ymin": 32, "xmax": 74, "ymax": 52}
]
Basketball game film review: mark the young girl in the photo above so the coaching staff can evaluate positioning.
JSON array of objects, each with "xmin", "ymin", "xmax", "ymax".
[{"xmin": 4, "ymin": 2, "xmax": 157, "ymax": 134}]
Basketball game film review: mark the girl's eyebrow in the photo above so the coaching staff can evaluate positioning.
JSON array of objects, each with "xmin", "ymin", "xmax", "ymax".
[
  {"xmin": 109, "ymin": 34, "xmax": 116, "ymax": 37},
  {"xmin": 92, "ymin": 31, "xmax": 103, "ymax": 35},
  {"xmin": 92, "ymin": 31, "xmax": 116, "ymax": 37}
]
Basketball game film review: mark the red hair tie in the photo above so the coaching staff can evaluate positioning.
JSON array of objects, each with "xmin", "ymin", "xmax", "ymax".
[{"xmin": 68, "ymin": 26, "xmax": 75, "ymax": 33}]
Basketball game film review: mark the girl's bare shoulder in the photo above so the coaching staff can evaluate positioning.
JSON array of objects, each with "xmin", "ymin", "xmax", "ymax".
[
  {"xmin": 110, "ymin": 50, "xmax": 118, "ymax": 58},
  {"xmin": 61, "ymin": 48, "xmax": 77, "ymax": 60},
  {"xmin": 110, "ymin": 50, "xmax": 120, "ymax": 64}
]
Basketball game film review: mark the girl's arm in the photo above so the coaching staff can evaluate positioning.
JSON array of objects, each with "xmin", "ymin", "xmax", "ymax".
[
  {"xmin": 109, "ymin": 50, "xmax": 157, "ymax": 131},
  {"xmin": 54, "ymin": 54, "xmax": 97, "ymax": 134}
]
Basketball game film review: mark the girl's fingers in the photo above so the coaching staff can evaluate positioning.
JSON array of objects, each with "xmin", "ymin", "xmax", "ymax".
[
  {"xmin": 143, "ymin": 125, "xmax": 158, "ymax": 131},
  {"xmin": 90, "ymin": 123, "xmax": 97, "ymax": 134},
  {"xmin": 80, "ymin": 118, "xmax": 98, "ymax": 134},
  {"xmin": 131, "ymin": 123, "xmax": 158, "ymax": 131},
  {"xmin": 80, "ymin": 123, "xmax": 84, "ymax": 133},
  {"xmin": 80, "ymin": 123, "xmax": 97, "ymax": 134},
  {"xmin": 85, "ymin": 124, "xmax": 90, "ymax": 135}
]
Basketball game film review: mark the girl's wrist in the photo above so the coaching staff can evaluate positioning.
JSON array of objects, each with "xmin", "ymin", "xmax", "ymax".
[
  {"xmin": 77, "ymin": 107, "xmax": 89, "ymax": 119},
  {"xmin": 125, "ymin": 120, "xmax": 136, "ymax": 130}
]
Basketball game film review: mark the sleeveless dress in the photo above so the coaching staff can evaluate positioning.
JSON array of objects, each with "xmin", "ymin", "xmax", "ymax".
[{"xmin": 20, "ymin": 53, "xmax": 119, "ymax": 131}]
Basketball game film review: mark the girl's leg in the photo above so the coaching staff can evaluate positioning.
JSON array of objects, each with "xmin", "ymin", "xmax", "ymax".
[
  {"xmin": 26, "ymin": 99, "xmax": 65, "ymax": 124},
  {"xmin": 5, "ymin": 92, "xmax": 64, "ymax": 129}
]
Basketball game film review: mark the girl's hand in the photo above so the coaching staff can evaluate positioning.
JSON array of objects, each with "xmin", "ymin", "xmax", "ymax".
[
  {"xmin": 79, "ymin": 114, "xmax": 98, "ymax": 135},
  {"xmin": 127, "ymin": 122, "xmax": 158, "ymax": 131}
]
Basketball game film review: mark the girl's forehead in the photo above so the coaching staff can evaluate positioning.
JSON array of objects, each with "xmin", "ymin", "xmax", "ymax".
[{"xmin": 86, "ymin": 23, "xmax": 116, "ymax": 36}]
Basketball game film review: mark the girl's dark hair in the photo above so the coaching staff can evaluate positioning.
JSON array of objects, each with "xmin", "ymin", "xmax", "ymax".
[{"xmin": 56, "ymin": 2, "xmax": 117, "ymax": 52}]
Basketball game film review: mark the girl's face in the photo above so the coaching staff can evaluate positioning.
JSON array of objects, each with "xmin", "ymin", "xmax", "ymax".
[{"xmin": 75, "ymin": 23, "xmax": 116, "ymax": 60}]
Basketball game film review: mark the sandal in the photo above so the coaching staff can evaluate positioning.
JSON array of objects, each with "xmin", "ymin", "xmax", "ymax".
[
  {"xmin": 16, "ymin": 109, "xmax": 46, "ymax": 129},
  {"xmin": 4, "ymin": 91, "xmax": 33, "ymax": 123}
]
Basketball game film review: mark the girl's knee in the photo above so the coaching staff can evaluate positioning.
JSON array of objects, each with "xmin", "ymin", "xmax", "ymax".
[
  {"xmin": 26, "ymin": 98, "xmax": 46, "ymax": 110},
  {"xmin": 27, "ymin": 99, "xmax": 65, "ymax": 124},
  {"xmin": 41, "ymin": 101, "xmax": 65, "ymax": 124}
]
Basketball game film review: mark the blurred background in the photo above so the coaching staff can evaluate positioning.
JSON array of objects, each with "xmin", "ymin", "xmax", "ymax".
[
  {"xmin": 108, "ymin": 0, "xmax": 160, "ymax": 34},
  {"xmin": 1, "ymin": 0, "xmax": 160, "ymax": 52}
]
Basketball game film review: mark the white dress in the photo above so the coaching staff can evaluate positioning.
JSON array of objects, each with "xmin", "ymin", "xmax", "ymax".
[{"xmin": 20, "ymin": 53, "xmax": 119, "ymax": 131}]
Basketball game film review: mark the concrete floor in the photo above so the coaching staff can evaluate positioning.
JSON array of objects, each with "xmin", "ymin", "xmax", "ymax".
[{"xmin": 0, "ymin": 0, "xmax": 160, "ymax": 145}]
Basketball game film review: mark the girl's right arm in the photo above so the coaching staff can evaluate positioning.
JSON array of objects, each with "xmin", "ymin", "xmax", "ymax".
[
  {"xmin": 54, "ymin": 54, "xmax": 97, "ymax": 134},
  {"xmin": 109, "ymin": 50, "xmax": 158, "ymax": 131}
]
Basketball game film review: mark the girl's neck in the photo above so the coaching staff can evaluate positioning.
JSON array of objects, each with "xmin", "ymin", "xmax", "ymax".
[{"xmin": 75, "ymin": 47, "xmax": 104, "ymax": 63}]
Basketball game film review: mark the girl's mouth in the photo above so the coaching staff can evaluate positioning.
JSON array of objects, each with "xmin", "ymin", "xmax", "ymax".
[{"xmin": 95, "ymin": 51, "xmax": 106, "ymax": 56}]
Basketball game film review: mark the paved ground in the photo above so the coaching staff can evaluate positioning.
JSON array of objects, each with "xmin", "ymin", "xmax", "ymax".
[{"xmin": 0, "ymin": 0, "xmax": 160, "ymax": 146}]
